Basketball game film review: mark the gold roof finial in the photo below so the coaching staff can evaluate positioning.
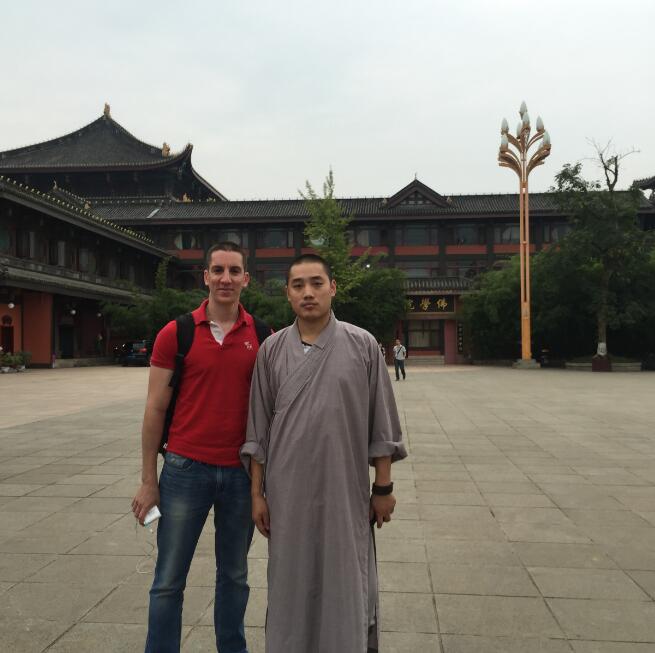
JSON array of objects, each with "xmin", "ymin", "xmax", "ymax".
[
  {"xmin": 103, "ymin": 103, "xmax": 111, "ymax": 117},
  {"xmin": 162, "ymin": 142, "xmax": 170, "ymax": 157}
]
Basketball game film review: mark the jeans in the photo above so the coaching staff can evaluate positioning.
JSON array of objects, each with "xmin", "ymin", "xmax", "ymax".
[
  {"xmin": 394, "ymin": 358, "xmax": 406, "ymax": 380},
  {"xmin": 145, "ymin": 452, "xmax": 254, "ymax": 653}
]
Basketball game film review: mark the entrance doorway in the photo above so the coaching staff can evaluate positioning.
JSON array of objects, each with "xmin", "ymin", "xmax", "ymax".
[
  {"xmin": 58, "ymin": 325, "xmax": 74, "ymax": 358},
  {"xmin": 1, "ymin": 325, "xmax": 14, "ymax": 353},
  {"xmin": 406, "ymin": 320, "xmax": 444, "ymax": 353}
]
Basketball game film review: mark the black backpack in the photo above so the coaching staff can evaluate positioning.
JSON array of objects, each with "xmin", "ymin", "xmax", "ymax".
[{"xmin": 159, "ymin": 313, "xmax": 272, "ymax": 455}]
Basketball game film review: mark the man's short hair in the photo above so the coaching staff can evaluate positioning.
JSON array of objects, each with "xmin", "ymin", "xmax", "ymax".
[
  {"xmin": 287, "ymin": 253, "xmax": 333, "ymax": 281},
  {"xmin": 205, "ymin": 242, "xmax": 246, "ymax": 270}
]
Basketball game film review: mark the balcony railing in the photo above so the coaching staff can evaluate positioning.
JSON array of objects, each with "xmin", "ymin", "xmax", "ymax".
[{"xmin": 403, "ymin": 277, "xmax": 473, "ymax": 292}]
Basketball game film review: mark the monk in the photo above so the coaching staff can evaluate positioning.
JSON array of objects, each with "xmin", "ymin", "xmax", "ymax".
[{"xmin": 240, "ymin": 253, "xmax": 407, "ymax": 653}]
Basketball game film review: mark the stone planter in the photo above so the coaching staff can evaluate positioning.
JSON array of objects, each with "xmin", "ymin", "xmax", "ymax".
[{"xmin": 0, "ymin": 366, "xmax": 10, "ymax": 374}]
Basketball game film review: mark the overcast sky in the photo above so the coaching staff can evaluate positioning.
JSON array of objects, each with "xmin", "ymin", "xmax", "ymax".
[{"xmin": 2, "ymin": 0, "xmax": 653, "ymax": 200}]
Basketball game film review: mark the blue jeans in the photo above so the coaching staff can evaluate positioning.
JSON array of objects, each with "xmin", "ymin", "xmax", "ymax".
[
  {"xmin": 145, "ymin": 452, "xmax": 254, "ymax": 653},
  {"xmin": 394, "ymin": 358, "xmax": 406, "ymax": 380}
]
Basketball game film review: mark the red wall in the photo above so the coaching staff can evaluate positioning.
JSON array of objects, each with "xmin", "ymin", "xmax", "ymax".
[{"xmin": 23, "ymin": 292, "xmax": 53, "ymax": 366}]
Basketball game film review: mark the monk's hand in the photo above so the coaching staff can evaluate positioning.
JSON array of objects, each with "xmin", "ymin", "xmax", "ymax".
[
  {"xmin": 131, "ymin": 481, "xmax": 159, "ymax": 526},
  {"xmin": 370, "ymin": 494, "xmax": 396, "ymax": 529},
  {"xmin": 252, "ymin": 494, "xmax": 270, "ymax": 538}
]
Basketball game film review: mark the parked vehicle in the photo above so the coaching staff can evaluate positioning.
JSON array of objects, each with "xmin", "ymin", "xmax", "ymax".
[{"xmin": 115, "ymin": 340, "xmax": 152, "ymax": 367}]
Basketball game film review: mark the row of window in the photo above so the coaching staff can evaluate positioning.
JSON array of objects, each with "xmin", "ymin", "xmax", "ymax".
[
  {"xmin": 2, "ymin": 227, "xmax": 150, "ymax": 285},
  {"xmin": 160, "ymin": 222, "xmax": 572, "ymax": 251}
]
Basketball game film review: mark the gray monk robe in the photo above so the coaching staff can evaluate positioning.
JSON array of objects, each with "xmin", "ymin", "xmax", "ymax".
[{"xmin": 240, "ymin": 314, "xmax": 406, "ymax": 653}]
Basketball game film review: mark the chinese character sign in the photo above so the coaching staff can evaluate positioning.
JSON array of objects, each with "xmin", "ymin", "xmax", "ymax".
[{"xmin": 407, "ymin": 296, "xmax": 453, "ymax": 313}]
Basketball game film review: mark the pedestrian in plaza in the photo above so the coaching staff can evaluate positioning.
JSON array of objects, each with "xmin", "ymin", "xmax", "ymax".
[
  {"xmin": 132, "ymin": 242, "xmax": 270, "ymax": 653},
  {"xmin": 241, "ymin": 253, "xmax": 407, "ymax": 653},
  {"xmin": 392, "ymin": 338, "xmax": 407, "ymax": 380}
]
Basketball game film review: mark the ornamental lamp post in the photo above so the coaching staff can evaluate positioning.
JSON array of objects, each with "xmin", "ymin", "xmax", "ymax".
[{"xmin": 498, "ymin": 101, "xmax": 551, "ymax": 367}]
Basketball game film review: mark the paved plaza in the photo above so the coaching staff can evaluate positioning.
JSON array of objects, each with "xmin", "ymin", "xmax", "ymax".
[{"xmin": 1, "ymin": 366, "xmax": 655, "ymax": 652}]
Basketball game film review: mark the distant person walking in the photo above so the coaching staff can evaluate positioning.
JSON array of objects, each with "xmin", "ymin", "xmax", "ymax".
[{"xmin": 393, "ymin": 339, "xmax": 406, "ymax": 381}]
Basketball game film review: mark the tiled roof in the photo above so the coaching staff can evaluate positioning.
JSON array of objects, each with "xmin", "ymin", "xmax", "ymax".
[
  {"xmin": 88, "ymin": 190, "xmax": 654, "ymax": 224},
  {"xmin": 634, "ymin": 175, "xmax": 655, "ymax": 190},
  {"xmin": 0, "ymin": 113, "xmax": 190, "ymax": 171},
  {"xmin": 0, "ymin": 175, "xmax": 168, "ymax": 255}
]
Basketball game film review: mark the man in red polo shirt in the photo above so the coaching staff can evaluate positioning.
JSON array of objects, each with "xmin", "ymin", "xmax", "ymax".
[{"xmin": 132, "ymin": 242, "xmax": 264, "ymax": 653}]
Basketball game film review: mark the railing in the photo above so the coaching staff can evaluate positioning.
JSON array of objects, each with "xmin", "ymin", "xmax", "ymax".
[
  {"xmin": 403, "ymin": 277, "xmax": 473, "ymax": 292},
  {"xmin": 0, "ymin": 255, "xmax": 155, "ymax": 295}
]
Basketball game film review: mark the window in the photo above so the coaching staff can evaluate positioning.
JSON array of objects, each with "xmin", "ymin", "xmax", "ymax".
[
  {"xmin": 354, "ymin": 227, "xmax": 385, "ymax": 247},
  {"xmin": 407, "ymin": 320, "xmax": 442, "ymax": 349},
  {"xmin": 543, "ymin": 222, "xmax": 571, "ymax": 243},
  {"xmin": 494, "ymin": 224, "xmax": 520, "ymax": 244},
  {"xmin": 396, "ymin": 263, "xmax": 438, "ymax": 279},
  {"xmin": 172, "ymin": 232, "xmax": 198, "ymax": 249},
  {"xmin": 446, "ymin": 259, "xmax": 486, "ymax": 279},
  {"xmin": 0, "ymin": 225, "xmax": 10, "ymax": 253},
  {"xmin": 78, "ymin": 248, "xmax": 96, "ymax": 273},
  {"xmin": 257, "ymin": 229, "xmax": 293, "ymax": 249},
  {"xmin": 53, "ymin": 240, "xmax": 66, "ymax": 268},
  {"xmin": 256, "ymin": 265, "xmax": 288, "ymax": 285},
  {"xmin": 396, "ymin": 224, "xmax": 438, "ymax": 246},
  {"xmin": 446, "ymin": 224, "xmax": 486, "ymax": 245},
  {"xmin": 17, "ymin": 230, "xmax": 37, "ymax": 259},
  {"xmin": 215, "ymin": 229, "xmax": 247, "ymax": 247}
]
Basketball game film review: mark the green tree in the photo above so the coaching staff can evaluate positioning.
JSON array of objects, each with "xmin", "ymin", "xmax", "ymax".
[
  {"xmin": 102, "ymin": 259, "xmax": 204, "ymax": 341},
  {"xmin": 302, "ymin": 171, "xmax": 406, "ymax": 339},
  {"xmin": 553, "ymin": 153, "xmax": 651, "ymax": 358},
  {"xmin": 240, "ymin": 279, "xmax": 294, "ymax": 332}
]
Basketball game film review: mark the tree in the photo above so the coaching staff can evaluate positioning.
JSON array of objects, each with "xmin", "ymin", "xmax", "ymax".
[
  {"xmin": 102, "ymin": 259, "xmax": 205, "ymax": 341},
  {"xmin": 240, "ymin": 279, "xmax": 294, "ymax": 332},
  {"xmin": 302, "ymin": 171, "xmax": 407, "ymax": 340},
  {"xmin": 553, "ymin": 148, "xmax": 651, "ymax": 359}
]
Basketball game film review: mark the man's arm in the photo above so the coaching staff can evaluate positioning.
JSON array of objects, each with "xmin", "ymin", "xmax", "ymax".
[
  {"xmin": 250, "ymin": 459, "xmax": 270, "ymax": 538},
  {"xmin": 131, "ymin": 365, "xmax": 173, "ymax": 525},
  {"xmin": 370, "ymin": 455, "xmax": 396, "ymax": 528}
]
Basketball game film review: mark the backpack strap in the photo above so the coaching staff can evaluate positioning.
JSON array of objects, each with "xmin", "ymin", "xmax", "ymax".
[
  {"xmin": 253, "ymin": 316, "xmax": 272, "ymax": 346},
  {"xmin": 160, "ymin": 313, "xmax": 195, "ymax": 455}
]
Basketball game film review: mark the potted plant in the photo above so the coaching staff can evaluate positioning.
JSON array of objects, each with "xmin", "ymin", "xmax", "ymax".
[
  {"xmin": 0, "ymin": 352, "xmax": 10, "ymax": 373},
  {"xmin": 16, "ymin": 351, "xmax": 31, "ymax": 371}
]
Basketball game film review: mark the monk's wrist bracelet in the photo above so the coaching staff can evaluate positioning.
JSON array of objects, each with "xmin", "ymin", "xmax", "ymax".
[{"xmin": 371, "ymin": 482, "xmax": 394, "ymax": 496}]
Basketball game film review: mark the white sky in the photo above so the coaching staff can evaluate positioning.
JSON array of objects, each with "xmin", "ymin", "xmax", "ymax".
[{"xmin": 2, "ymin": 0, "xmax": 653, "ymax": 199}]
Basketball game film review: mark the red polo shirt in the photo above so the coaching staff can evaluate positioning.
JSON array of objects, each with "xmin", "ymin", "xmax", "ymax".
[{"xmin": 150, "ymin": 300, "xmax": 260, "ymax": 467}]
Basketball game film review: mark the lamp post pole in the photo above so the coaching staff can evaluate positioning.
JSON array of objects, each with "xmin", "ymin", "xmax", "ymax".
[{"xmin": 498, "ymin": 102, "xmax": 551, "ymax": 366}]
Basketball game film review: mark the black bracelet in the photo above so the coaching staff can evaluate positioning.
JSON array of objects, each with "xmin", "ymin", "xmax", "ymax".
[{"xmin": 371, "ymin": 482, "xmax": 394, "ymax": 496}]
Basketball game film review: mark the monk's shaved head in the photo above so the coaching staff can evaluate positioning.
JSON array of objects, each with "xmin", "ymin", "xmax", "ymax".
[{"xmin": 287, "ymin": 254, "xmax": 332, "ymax": 281}]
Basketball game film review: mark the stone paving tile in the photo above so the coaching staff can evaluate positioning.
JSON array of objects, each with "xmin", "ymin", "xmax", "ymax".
[
  {"xmin": 84, "ymin": 583, "xmax": 213, "ymax": 626},
  {"xmin": 430, "ymin": 563, "xmax": 539, "ymax": 596},
  {"xmin": 529, "ymin": 567, "xmax": 650, "ymax": 600},
  {"xmin": 547, "ymin": 598, "xmax": 655, "ymax": 642},
  {"xmin": 571, "ymin": 643, "xmax": 655, "ymax": 652},
  {"xmin": 626, "ymin": 570, "xmax": 655, "ymax": 600},
  {"xmin": 436, "ymin": 594, "xmax": 564, "ymax": 638},
  {"xmin": 441, "ymin": 635, "xmax": 572, "ymax": 652},
  {"xmin": 379, "ymin": 631, "xmax": 441, "ymax": 652},
  {"xmin": 2, "ymin": 367, "xmax": 655, "ymax": 650},
  {"xmin": 378, "ymin": 591, "xmax": 438, "ymax": 633},
  {"xmin": 377, "ymin": 562, "xmax": 432, "ymax": 593},
  {"xmin": 0, "ymin": 581, "xmax": 113, "ymax": 622},
  {"xmin": 29, "ymin": 554, "xmax": 139, "ymax": 586},
  {"xmin": 427, "ymin": 539, "xmax": 521, "ymax": 567},
  {"xmin": 0, "ymin": 483, "xmax": 43, "ymax": 496},
  {"xmin": 0, "ymin": 618, "xmax": 70, "ymax": 653},
  {"xmin": 47, "ymin": 622, "xmax": 149, "ymax": 652},
  {"xmin": 183, "ymin": 625, "xmax": 263, "ymax": 652},
  {"xmin": 0, "ymin": 553, "xmax": 57, "ymax": 582},
  {"xmin": 512, "ymin": 542, "xmax": 618, "ymax": 569}
]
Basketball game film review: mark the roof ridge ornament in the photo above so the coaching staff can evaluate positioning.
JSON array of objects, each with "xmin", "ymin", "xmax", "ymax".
[
  {"xmin": 103, "ymin": 103, "xmax": 111, "ymax": 117},
  {"xmin": 162, "ymin": 142, "xmax": 170, "ymax": 157}
]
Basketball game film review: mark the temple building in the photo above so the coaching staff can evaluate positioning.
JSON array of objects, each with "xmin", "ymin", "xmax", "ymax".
[{"xmin": 2, "ymin": 106, "xmax": 654, "ymax": 364}]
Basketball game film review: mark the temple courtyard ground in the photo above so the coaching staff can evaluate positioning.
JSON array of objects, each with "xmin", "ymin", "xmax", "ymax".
[{"xmin": 0, "ymin": 365, "xmax": 654, "ymax": 652}]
